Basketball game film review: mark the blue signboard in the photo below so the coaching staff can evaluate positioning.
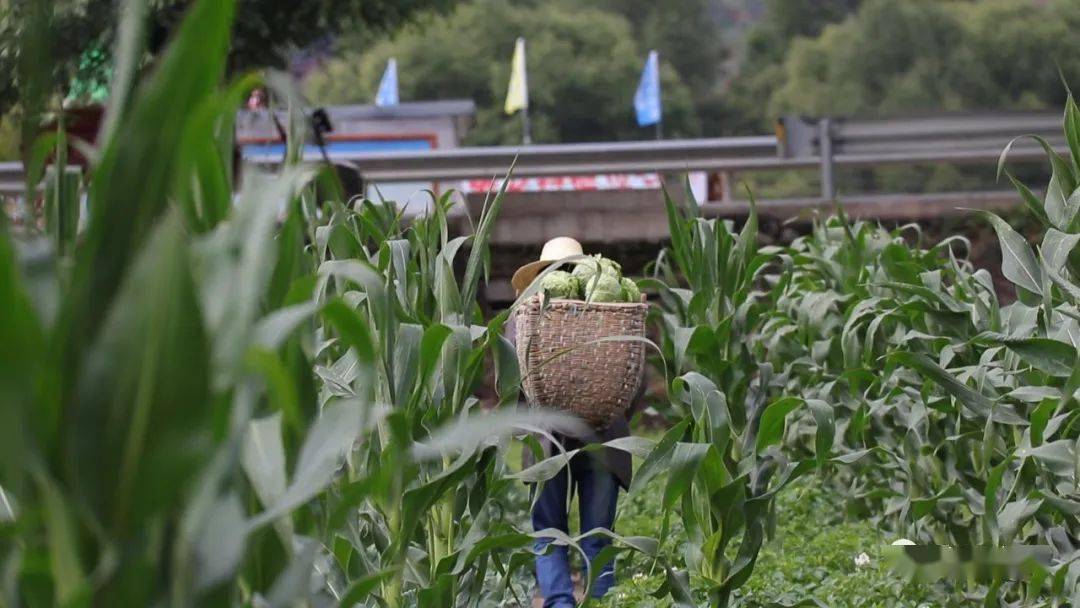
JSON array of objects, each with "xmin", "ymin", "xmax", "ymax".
[{"xmin": 240, "ymin": 137, "xmax": 433, "ymax": 161}]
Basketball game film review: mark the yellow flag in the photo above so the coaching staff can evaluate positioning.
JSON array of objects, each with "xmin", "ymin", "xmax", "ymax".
[{"xmin": 504, "ymin": 37, "xmax": 528, "ymax": 115}]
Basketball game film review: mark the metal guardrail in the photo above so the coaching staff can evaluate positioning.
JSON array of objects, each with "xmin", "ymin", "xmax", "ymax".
[
  {"xmin": 0, "ymin": 162, "xmax": 86, "ymax": 197},
  {"xmin": 244, "ymin": 111, "xmax": 1066, "ymax": 188},
  {"xmin": 247, "ymin": 136, "xmax": 782, "ymax": 181},
  {"xmin": 4, "ymin": 112, "xmax": 1070, "ymax": 196},
  {"xmin": 781, "ymin": 112, "xmax": 1063, "ymax": 156},
  {"xmin": 779, "ymin": 111, "xmax": 1065, "ymax": 197},
  {"xmin": 0, "ymin": 161, "xmax": 25, "ymax": 196}
]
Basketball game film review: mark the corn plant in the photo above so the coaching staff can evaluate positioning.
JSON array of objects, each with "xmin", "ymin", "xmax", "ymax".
[
  {"xmin": 759, "ymin": 214, "xmax": 1009, "ymax": 533},
  {"xmin": 0, "ymin": 1, "xmax": 333, "ymax": 604},
  {"xmin": 1, "ymin": 3, "xmax": 678, "ymax": 607},
  {"xmin": 756, "ymin": 219, "xmax": 1079, "ymax": 604},
  {"xmin": 642, "ymin": 190, "xmax": 845, "ymax": 606},
  {"xmin": 648, "ymin": 92, "xmax": 1080, "ymax": 603},
  {"xmin": 740, "ymin": 94, "xmax": 1080, "ymax": 605},
  {"xmin": 0, "ymin": 2, "xmax": 574, "ymax": 607}
]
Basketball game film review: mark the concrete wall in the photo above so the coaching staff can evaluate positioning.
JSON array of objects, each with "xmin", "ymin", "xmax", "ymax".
[{"xmin": 462, "ymin": 188, "xmax": 683, "ymax": 246}]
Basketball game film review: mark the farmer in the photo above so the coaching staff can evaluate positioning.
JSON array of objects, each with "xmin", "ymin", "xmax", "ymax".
[{"xmin": 508, "ymin": 236, "xmax": 641, "ymax": 608}]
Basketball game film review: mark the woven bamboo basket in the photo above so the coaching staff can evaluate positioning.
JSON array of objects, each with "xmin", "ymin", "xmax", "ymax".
[{"xmin": 515, "ymin": 294, "xmax": 647, "ymax": 428}]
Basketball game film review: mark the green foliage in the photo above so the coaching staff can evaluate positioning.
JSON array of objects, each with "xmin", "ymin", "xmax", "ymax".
[
  {"xmin": 575, "ymin": 0, "xmax": 732, "ymax": 133},
  {"xmin": 305, "ymin": 0, "xmax": 701, "ymax": 144},
  {"xmin": 12, "ymin": 1, "xmax": 1080, "ymax": 606},
  {"xmin": 767, "ymin": 0, "xmax": 1080, "ymax": 119},
  {"xmin": 0, "ymin": 0, "xmax": 453, "ymax": 115},
  {"xmin": 1, "ymin": 2, "xmax": 624, "ymax": 606},
  {"xmin": 581, "ymin": 0, "xmax": 728, "ymax": 94},
  {"xmin": 722, "ymin": 0, "xmax": 1080, "ymax": 138},
  {"xmin": 713, "ymin": 0, "xmax": 859, "ymax": 134},
  {"xmin": 643, "ymin": 188, "xmax": 838, "ymax": 606},
  {"xmin": 749, "ymin": 212, "xmax": 1080, "ymax": 604},
  {"xmin": 0, "ymin": 110, "xmax": 22, "ymax": 161},
  {"xmin": 739, "ymin": 479, "xmax": 955, "ymax": 608},
  {"xmin": 642, "ymin": 93, "xmax": 1080, "ymax": 605},
  {"xmin": 604, "ymin": 475, "xmax": 955, "ymax": 607}
]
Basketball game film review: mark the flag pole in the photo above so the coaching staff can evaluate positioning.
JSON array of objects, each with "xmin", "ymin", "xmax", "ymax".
[
  {"xmin": 520, "ymin": 37, "xmax": 531, "ymax": 145},
  {"xmin": 654, "ymin": 50, "xmax": 662, "ymax": 140},
  {"xmin": 521, "ymin": 106, "xmax": 532, "ymax": 145}
]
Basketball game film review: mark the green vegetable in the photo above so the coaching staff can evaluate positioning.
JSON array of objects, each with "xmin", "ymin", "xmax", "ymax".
[
  {"xmin": 539, "ymin": 270, "xmax": 580, "ymax": 299},
  {"xmin": 584, "ymin": 272, "xmax": 623, "ymax": 302},
  {"xmin": 572, "ymin": 255, "xmax": 621, "ymax": 286},
  {"xmin": 621, "ymin": 277, "xmax": 641, "ymax": 302},
  {"xmin": 571, "ymin": 257, "xmax": 599, "ymax": 283},
  {"xmin": 598, "ymin": 256, "xmax": 621, "ymax": 276}
]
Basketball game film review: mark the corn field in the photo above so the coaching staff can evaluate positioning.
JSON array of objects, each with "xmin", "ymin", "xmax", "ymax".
[{"xmin": 4, "ymin": 1, "xmax": 1080, "ymax": 606}]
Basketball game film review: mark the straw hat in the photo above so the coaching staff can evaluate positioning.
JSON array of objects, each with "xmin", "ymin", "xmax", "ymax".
[{"xmin": 510, "ymin": 237, "xmax": 584, "ymax": 292}]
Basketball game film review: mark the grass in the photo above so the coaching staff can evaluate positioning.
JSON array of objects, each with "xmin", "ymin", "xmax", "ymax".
[
  {"xmin": 507, "ymin": 433, "xmax": 957, "ymax": 606},
  {"xmin": 602, "ymin": 470, "xmax": 956, "ymax": 607}
]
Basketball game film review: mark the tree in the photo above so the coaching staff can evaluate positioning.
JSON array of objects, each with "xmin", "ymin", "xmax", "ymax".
[
  {"xmin": 766, "ymin": 0, "xmax": 1080, "ymax": 118},
  {"xmin": 720, "ymin": 0, "xmax": 863, "ymax": 133},
  {"xmin": 0, "ymin": 0, "xmax": 454, "ymax": 115},
  {"xmin": 306, "ymin": 0, "xmax": 700, "ymax": 144},
  {"xmin": 578, "ymin": 0, "xmax": 738, "ymax": 136},
  {"xmin": 753, "ymin": 0, "xmax": 1080, "ymax": 195},
  {"xmin": 579, "ymin": 0, "xmax": 729, "ymax": 94},
  {"xmin": 0, "ymin": 111, "xmax": 19, "ymax": 161}
]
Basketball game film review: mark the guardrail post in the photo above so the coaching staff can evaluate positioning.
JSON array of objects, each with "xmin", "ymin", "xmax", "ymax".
[
  {"xmin": 819, "ymin": 118, "xmax": 836, "ymax": 200},
  {"xmin": 720, "ymin": 171, "xmax": 733, "ymax": 203}
]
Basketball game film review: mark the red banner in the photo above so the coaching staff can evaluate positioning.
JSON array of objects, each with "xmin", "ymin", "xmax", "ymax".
[{"xmin": 459, "ymin": 173, "xmax": 661, "ymax": 194}]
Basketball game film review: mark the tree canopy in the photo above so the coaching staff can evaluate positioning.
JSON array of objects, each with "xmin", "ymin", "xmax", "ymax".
[
  {"xmin": 6, "ymin": 0, "xmax": 1080, "ymax": 155},
  {"xmin": 728, "ymin": 0, "xmax": 1080, "ymax": 132},
  {"xmin": 0, "ymin": 0, "xmax": 453, "ymax": 114},
  {"xmin": 306, "ymin": 0, "xmax": 704, "ymax": 144}
]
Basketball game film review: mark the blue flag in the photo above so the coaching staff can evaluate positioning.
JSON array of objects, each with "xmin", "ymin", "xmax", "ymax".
[
  {"xmin": 375, "ymin": 58, "xmax": 399, "ymax": 107},
  {"xmin": 634, "ymin": 50, "xmax": 661, "ymax": 127}
]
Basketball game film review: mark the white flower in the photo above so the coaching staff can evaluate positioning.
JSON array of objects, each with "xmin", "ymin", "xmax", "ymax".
[
  {"xmin": 632, "ymin": 572, "xmax": 646, "ymax": 580},
  {"xmin": 891, "ymin": 538, "xmax": 916, "ymax": 546},
  {"xmin": 854, "ymin": 552, "xmax": 872, "ymax": 568}
]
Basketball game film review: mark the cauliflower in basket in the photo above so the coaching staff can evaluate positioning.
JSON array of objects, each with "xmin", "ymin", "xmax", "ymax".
[
  {"xmin": 572, "ymin": 255, "xmax": 620, "ymax": 284},
  {"xmin": 584, "ymin": 272, "xmax": 623, "ymax": 303},
  {"xmin": 621, "ymin": 277, "xmax": 641, "ymax": 303},
  {"xmin": 539, "ymin": 270, "xmax": 580, "ymax": 299}
]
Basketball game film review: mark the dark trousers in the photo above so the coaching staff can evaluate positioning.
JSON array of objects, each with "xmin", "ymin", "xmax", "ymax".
[{"xmin": 532, "ymin": 452, "xmax": 619, "ymax": 608}]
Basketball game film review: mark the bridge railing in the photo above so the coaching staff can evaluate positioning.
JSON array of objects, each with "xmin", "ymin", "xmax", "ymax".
[
  {"xmin": 779, "ymin": 111, "xmax": 1066, "ymax": 198},
  {"xmin": 245, "ymin": 111, "xmax": 1065, "ymax": 196},
  {"xmin": 245, "ymin": 135, "xmax": 783, "ymax": 181},
  {"xmin": 2, "ymin": 111, "xmax": 1069, "ymax": 198},
  {"xmin": 1, "ymin": 161, "xmax": 25, "ymax": 197}
]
